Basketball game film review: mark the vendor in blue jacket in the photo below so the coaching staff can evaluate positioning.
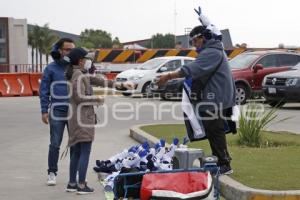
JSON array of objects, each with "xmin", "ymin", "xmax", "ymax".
[
  {"xmin": 39, "ymin": 38, "xmax": 75, "ymax": 186},
  {"xmin": 156, "ymin": 7, "xmax": 236, "ymax": 175}
]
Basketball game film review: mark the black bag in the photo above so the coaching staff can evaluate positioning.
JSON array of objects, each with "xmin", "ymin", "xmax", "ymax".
[
  {"xmin": 186, "ymin": 108, "xmax": 237, "ymax": 142},
  {"xmin": 113, "ymin": 168, "xmax": 143, "ymax": 199},
  {"xmin": 223, "ymin": 107, "xmax": 237, "ymax": 134}
]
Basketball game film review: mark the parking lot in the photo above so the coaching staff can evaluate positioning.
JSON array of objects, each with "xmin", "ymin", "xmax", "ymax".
[{"xmin": 0, "ymin": 95, "xmax": 299, "ymax": 200}]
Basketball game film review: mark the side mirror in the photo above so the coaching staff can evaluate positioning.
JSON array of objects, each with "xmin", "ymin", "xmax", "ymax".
[
  {"xmin": 159, "ymin": 66, "xmax": 168, "ymax": 72},
  {"xmin": 253, "ymin": 64, "xmax": 263, "ymax": 73}
]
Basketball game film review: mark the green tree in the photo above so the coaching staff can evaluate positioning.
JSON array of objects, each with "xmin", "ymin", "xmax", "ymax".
[
  {"xmin": 112, "ymin": 37, "xmax": 122, "ymax": 48},
  {"xmin": 79, "ymin": 29, "xmax": 113, "ymax": 48},
  {"xmin": 147, "ymin": 33, "xmax": 176, "ymax": 48},
  {"xmin": 32, "ymin": 25, "xmax": 42, "ymax": 71},
  {"xmin": 28, "ymin": 24, "xmax": 58, "ymax": 71},
  {"xmin": 40, "ymin": 24, "xmax": 58, "ymax": 65}
]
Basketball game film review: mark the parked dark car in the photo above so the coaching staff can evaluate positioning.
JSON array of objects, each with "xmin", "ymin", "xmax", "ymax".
[
  {"xmin": 150, "ymin": 78, "xmax": 184, "ymax": 100},
  {"xmin": 230, "ymin": 51, "xmax": 300, "ymax": 104},
  {"xmin": 262, "ymin": 62, "xmax": 300, "ymax": 107}
]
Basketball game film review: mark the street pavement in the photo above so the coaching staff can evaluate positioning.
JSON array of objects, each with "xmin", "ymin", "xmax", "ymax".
[{"xmin": 0, "ymin": 96, "xmax": 299, "ymax": 200}]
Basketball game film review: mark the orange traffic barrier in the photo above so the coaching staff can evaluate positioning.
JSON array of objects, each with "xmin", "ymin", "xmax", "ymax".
[
  {"xmin": 0, "ymin": 73, "xmax": 22, "ymax": 96},
  {"xmin": 0, "ymin": 73, "xmax": 33, "ymax": 97},
  {"xmin": 29, "ymin": 73, "xmax": 42, "ymax": 96},
  {"xmin": 15, "ymin": 73, "xmax": 33, "ymax": 96}
]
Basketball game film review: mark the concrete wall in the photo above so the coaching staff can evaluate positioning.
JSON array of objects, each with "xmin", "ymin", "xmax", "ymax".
[{"xmin": 8, "ymin": 18, "xmax": 28, "ymax": 72}]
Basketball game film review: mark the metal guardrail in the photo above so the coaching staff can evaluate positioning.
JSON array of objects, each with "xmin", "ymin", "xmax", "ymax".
[{"xmin": 0, "ymin": 64, "xmax": 47, "ymax": 73}]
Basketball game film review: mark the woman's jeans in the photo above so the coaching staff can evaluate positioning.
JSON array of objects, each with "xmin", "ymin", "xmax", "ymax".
[
  {"xmin": 69, "ymin": 142, "xmax": 92, "ymax": 184},
  {"xmin": 48, "ymin": 108, "xmax": 68, "ymax": 175}
]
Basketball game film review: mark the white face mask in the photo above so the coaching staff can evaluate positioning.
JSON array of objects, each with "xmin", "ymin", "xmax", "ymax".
[{"xmin": 84, "ymin": 59, "xmax": 92, "ymax": 70}]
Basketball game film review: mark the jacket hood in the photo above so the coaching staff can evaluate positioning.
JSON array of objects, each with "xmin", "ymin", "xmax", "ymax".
[
  {"xmin": 203, "ymin": 39, "xmax": 223, "ymax": 51},
  {"xmin": 50, "ymin": 44, "xmax": 61, "ymax": 60}
]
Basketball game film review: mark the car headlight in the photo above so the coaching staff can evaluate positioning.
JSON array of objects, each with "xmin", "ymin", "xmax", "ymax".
[
  {"xmin": 129, "ymin": 74, "xmax": 144, "ymax": 81},
  {"xmin": 285, "ymin": 78, "xmax": 298, "ymax": 86}
]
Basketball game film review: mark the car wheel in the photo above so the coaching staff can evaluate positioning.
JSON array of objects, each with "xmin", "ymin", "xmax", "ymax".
[
  {"xmin": 142, "ymin": 82, "xmax": 152, "ymax": 97},
  {"xmin": 235, "ymin": 83, "xmax": 250, "ymax": 105},
  {"xmin": 160, "ymin": 93, "xmax": 169, "ymax": 100},
  {"xmin": 161, "ymin": 93, "xmax": 170, "ymax": 100},
  {"xmin": 122, "ymin": 92, "xmax": 132, "ymax": 97},
  {"xmin": 268, "ymin": 101, "xmax": 285, "ymax": 108}
]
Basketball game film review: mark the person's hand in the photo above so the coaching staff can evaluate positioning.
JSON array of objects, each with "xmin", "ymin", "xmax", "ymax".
[
  {"xmin": 97, "ymin": 95, "xmax": 105, "ymax": 105},
  {"xmin": 155, "ymin": 73, "xmax": 170, "ymax": 87},
  {"xmin": 42, "ymin": 113, "xmax": 49, "ymax": 124},
  {"xmin": 194, "ymin": 6, "xmax": 211, "ymax": 27},
  {"xmin": 194, "ymin": 6, "xmax": 202, "ymax": 17}
]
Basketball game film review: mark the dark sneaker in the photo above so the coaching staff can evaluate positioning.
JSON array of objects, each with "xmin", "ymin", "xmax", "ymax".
[
  {"xmin": 220, "ymin": 165, "xmax": 233, "ymax": 175},
  {"xmin": 77, "ymin": 185, "xmax": 94, "ymax": 195},
  {"xmin": 65, "ymin": 183, "xmax": 78, "ymax": 192}
]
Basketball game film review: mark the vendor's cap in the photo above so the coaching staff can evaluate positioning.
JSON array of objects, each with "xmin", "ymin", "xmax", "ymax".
[
  {"xmin": 189, "ymin": 25, "xmax": 206, "ymax": 39},
  {"xmin": 67, "ymin": 48, "xmax": 88, "ymax": 65}
]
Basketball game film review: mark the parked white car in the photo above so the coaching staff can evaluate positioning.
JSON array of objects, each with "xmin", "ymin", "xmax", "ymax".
[{"xmin": 115, "ymin": 56, "xmax": 195, "ymax": 96}]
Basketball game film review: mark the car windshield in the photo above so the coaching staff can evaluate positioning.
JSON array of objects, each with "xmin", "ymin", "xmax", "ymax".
[
  {"xmin": 229, "ymin": 54, "xmax": 260, "ymax": 69},
  {"xmin": 292, "ymin": 62, "xmax": 300, "ymax": 70},
  {"xmin": 136, "ymin": 59, "xmax": 166, "ymax": 70}
]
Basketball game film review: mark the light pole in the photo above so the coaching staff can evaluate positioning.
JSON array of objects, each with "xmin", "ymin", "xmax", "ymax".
[
  {"xmin": 185, "ymin": 27, "xmax": 192, "ymax": 48},
  {"xmin": 174, "ymin": 0, "xmax": 177, "ymax": 46}
]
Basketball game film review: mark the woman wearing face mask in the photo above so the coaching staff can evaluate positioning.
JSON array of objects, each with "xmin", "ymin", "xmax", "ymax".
[{"xmin": 64, "ymin": 48, "xmax": 106, "ymax": 194}]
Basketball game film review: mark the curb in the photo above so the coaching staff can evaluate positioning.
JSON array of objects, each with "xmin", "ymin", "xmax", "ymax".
[{"xmin": 129, "ymin": 124, "xmax": 300, "ymax": 200}]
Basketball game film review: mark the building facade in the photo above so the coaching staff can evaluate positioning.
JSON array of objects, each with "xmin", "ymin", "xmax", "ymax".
[{"xmin": 0, "ymin": 17, "xmax": 28, "ymax": 72}]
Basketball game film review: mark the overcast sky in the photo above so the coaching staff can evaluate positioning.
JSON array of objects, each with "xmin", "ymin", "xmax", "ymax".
[{"xmin": 1, "ymin": 0, "xmax": 299, "ymax": 48}]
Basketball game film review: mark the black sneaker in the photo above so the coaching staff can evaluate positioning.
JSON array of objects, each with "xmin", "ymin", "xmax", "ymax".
[
  {"xmin": 77, "ymin": 184, "xmax": 94, "ymax": 195},
  {"xmin": 220, "ymin": 165, "xmax": 233, "ymax": 175},
  {"xmin": 65, "ymin": 183, "xmax": 78, "ymax": 192}
]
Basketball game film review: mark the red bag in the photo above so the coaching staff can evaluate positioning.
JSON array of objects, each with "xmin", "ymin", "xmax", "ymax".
[{"xmin": 140, "ymin": 171, "xmax": 213, "ymax": 200}]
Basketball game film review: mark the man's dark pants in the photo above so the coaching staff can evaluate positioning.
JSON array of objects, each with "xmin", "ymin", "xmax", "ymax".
[{"xmin": 200, "ymin": 110, "xmax": 231, "ymax": 167}]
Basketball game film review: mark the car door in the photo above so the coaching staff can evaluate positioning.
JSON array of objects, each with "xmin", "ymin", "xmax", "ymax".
[{"xmin": 252, "ymin": 54, "xmax": 283, "ymax": 90}]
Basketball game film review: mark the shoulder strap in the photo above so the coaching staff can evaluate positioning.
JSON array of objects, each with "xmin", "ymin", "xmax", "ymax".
[
  {"xmin": 201, "ymin": 48, "xmax": 224, "ymax": 88},
  {"xmin": 189, "ymin": 48, "xmax": 225, "ymax": 102}
]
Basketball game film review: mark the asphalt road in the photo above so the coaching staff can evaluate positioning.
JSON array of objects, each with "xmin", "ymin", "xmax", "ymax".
[{"xmin": 0, "ymin": 96, "xmax": 299, "ymax": 200}]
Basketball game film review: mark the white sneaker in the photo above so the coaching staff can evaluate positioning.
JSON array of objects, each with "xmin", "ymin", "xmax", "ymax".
[{"xmin": 47, "ymin": 172, "xmax": 56, "ymax": 186}]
